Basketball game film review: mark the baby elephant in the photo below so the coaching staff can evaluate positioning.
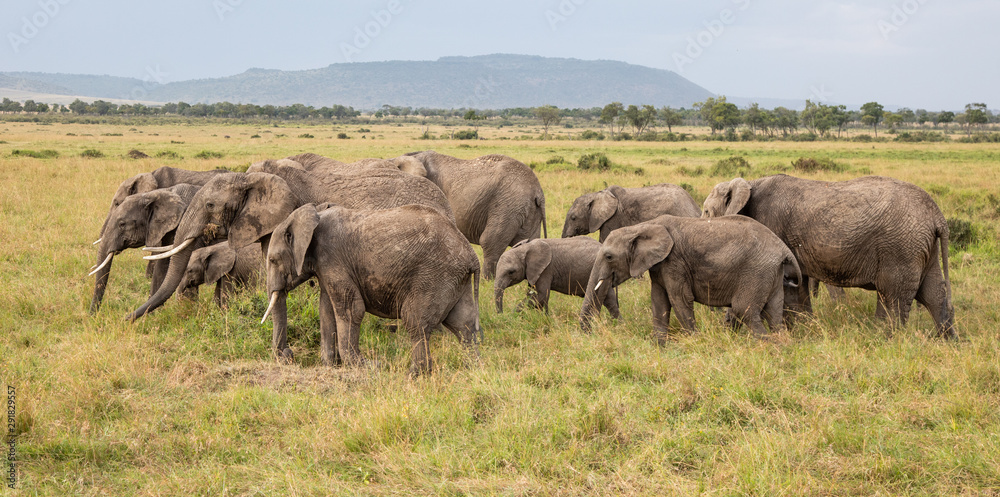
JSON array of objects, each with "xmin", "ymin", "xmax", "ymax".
[
  {"xmin": 580, "ymin": 215, "xmax": 801, "ymax": 342},
  {"xmin": 178, "ymin": 241, "xmax": 262, "ymax": 308},
  {"xmin": 494, "ymin": 237, "xmax": 620, "ymax": 318},
  {"xmin": 263, "ymin": 203, "xmax": 481, "ymax": 376}
]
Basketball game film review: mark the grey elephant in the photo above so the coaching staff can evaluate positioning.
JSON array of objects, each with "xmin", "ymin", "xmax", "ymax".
[
  {"xmin": 135, "ymin": 164, "xmax": 454, "ymax": 362},
  {"xmin": 177, "ymin": 241, "xmax": 262, "ymax": 308},
  {"xmin": 494, "ymin": 237, "xmax": 620, "ymax": 317},
  {"xmin": 89, "ymin": 184, "xmax": 200, "ymax": 314},
  {"xmin": 580, "ymin": 215, "xmax": 801, "ymax": 342},
  {"xmin": 562, "ymin": 184, "xmax": 701, "ymax": 241},
  {"xmin": 384, "ymin": 151, "xmax": 547, "ymax": 278},
  {"xmin": 261, "ymin": 203, "xmax": 481, "ymax": 376},
  {"xmin": 702, "ymin": 174, "xmax": 954, "ymax": 338},
  {"xmin": 96, "ymin": 166, "xmax": 229, "ymax": 245}
]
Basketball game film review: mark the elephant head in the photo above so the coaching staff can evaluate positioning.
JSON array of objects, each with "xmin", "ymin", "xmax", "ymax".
[
  {"xmin": 702, "ymin": 178, "xmax": 752, "ymax": 217},
  {"xmin": 129, "ymin": 172, "xmax": 299, "ymax": 320},
  {"xmin": 89, "ymin": 184, "xmax": 197, "ymax": 314},
  {"xmin": 580, "ymin": 223, "xmax": 673, "ymax": 331},
  {"xmin": 561, "ymin": 185, "xmax": 625, "ymax": 238},
  {"xmin": 96, "ymin": 172, "xmax": 159, "ymax": 242},
  {"xmin": 177, "ymin": 242, "xmax": 238, "ymax": 295},
  {"xmin": 494, "ymin": 239, "xmax": 552, "ymax": 312}
]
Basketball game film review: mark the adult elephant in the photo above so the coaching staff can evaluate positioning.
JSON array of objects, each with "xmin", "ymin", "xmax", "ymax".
[
  {"xmin": 702, "ymin": 174, "xmax": 954, "ymax": 338},
  {"xmin": 384, "ymin": 151, "xmax": 547, "ymax": 278},
  {"xmin": 89, "ymin": 184, "xmax": 200, "ymax": 314},
  {"xmin": 562, "ymin": 184, "xmax": 701, "ymax": 242},
  {"xmin": 95, "ymin": 166, "xmax": 230, "ymax": 244},
  {"xmin": 134, "ymin": 162, "xmax": 455, "ymax": 360}
]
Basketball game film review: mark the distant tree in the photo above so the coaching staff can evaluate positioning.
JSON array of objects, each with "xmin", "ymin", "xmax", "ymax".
[
  {"xmin": 68, "ymin": 99, "xmax": 88, "ymax": 114},
  {"xmin": 535, "ymin": 105, "xmax": 561, "ymax": 136},
  {"xmin": 860, "ymin": 101, "xmax": 884, "ymax": 137},
  {"xmin": 600, "ymin": 102, "xmax": 624, "ymax": 138},
  {"xmin": 660, "ymin": 106, "xmax": 683, "ymax": 133},
  {"xmin": 965, "ymin": 103, "xmax": 988, "ymax": 135}
]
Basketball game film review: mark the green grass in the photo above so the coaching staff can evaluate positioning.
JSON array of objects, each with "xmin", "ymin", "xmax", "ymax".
[{"xmin": 1, "ymin": 121, "xmax": 999, "ymax": 494}]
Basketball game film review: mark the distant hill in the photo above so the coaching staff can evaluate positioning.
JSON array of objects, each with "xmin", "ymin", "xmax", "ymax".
[{"xmin": 0, "ymin": 54, "xmax": 715, "ymax": 109}]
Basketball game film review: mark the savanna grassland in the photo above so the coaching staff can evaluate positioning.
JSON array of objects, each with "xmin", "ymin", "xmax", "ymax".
[{"xmin": 2, "ymin": 120, "xmax": 999, "ymax": 496}]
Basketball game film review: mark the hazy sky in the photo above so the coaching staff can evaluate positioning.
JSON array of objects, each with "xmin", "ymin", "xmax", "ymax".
[{"xmin": 3, "ymin": 0, "xmax": 996, "ymax": 110}]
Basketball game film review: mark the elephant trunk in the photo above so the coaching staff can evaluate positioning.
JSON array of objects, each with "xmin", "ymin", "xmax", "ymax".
[
  {"xmin": 89, "ymin": 248, "xmax": 114, "ymax": 314},
  {"xmin": 126, "ymin": 238, "xmax": 200, "ymax": 321},
  {"xmin": 579, "ymin": 264, "xmax": 612, "ymax": 332}
]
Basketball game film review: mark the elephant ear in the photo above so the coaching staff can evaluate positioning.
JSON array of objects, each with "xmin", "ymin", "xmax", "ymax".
[
  {"xmin": 228, "ymin": 173, "xmax": 298, "ymax": 251},
  {"xmin": 287, "ymin": 204, "xmax": 320, "ymax": 276},
  {"xmin": 627, "ymin": 224, "xmax": 674, "ymax": 279},
  {"xmin": 725, "ymin": 177, "xmax": 752, "ymax": 216},
  {"xmin": 145, "ymin": 190, "xmax": 187, "ymax": 247},
  {"xmin": 524, "ymin": 240, "xmax": 553, "ymax": 286},
  {"xmin": 204, "ymin": 243, "xmax": 237, "ymax": 285},
  {"xmin": 589, "ymin": 189, "xmax": 619, "ymax": 232}
]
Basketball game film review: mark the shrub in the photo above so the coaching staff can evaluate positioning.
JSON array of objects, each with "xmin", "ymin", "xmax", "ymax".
[
  {"xmin": 194, "ymin": 150, "xmax": 224, "ymax": 159},
  {"xmin": 709, "ymin": 156, "xmax": 752, "ymax": 177},
  {"xmin": 337, "ymin": 132, "xmax": 350, "ymax": 139},
  {"xmin": 577, "ymin": 153, "xmax": 612, "ymax": 171},
  {"xmin": 580, "ymin": 130, "xmax": 604, "ymax": 140},
  {"xmin": 11, "ymin": 149, "xmax": 59, "ymax": 159},
  {"xmin": 790, "ymin": 157, "xmax": 848, "ymax": 173},
  {"xmin": 297, "ymin": 133, "xmax": 314, "ymax": 139},
  {"xmin": 454, "ymin": 129, "xmax": 478, "ymax": 140},
  {"xmin": 156, "ymin": 150, "xmax": 181, "ymax": 159},
  {"xmin": 80, "ymin": 149, "xmax": 105, "ymax": 158}
]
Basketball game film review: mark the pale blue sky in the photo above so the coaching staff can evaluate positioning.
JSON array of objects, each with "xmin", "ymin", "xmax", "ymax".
[{"xmin": 2, "ymin": 0, "xmax": 996, "ymax": 110}]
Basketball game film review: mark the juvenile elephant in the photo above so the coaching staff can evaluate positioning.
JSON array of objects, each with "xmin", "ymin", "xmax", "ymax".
[
  {"xmin": 177, "ymin": 241, "xmax": 263, "ymax": 308},
  {"xmin": 580, "ymin": 215, "xmax": 801, "ymax": 342},
  {"xmin": 702, "ymin": 174, "xmax": 954, "ymax": 337},
  {"xmin": 562, "ymin": 184, "xmax": 701, "ymax": 241},
  {"xmin": 89, "ymin": 184, "xmax": 200, "ymax": 314},
  {"xmin": 96, "ymin": 166, "xmax": 229, "ymax": 245},
  {"xmin": 262, "ymin": 203, "xmax": 481, "ymax": 376},
  {"xmin": 135, "ymin": 165, "xmax": 454, "ymax": 363},
  {"xmin": 384, "ymin": 151, "xmax": 547, "ymax": 278},
  {"xmin": 494, "ymin": 237, "xmax": 619, "ymax": 317}
]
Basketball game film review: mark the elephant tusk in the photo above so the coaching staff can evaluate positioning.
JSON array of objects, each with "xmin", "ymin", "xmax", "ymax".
[
  {"xmin": 594, "ymin": 279, "xmax": 604, "ymax": 291},
  {"xmin": 92, "ymin": 237, "xmax": 102, "ymax": 245},
  {"xmin": 88, "ymin": 253, "xmax": 114, "ymax": 277},
  {"xmin": 143, "ymin": 238, "xmax": 193, "ymax": 260},
  {"xmin": 261, "ymin": 292, "xmax": 279, "ymax": 324},
  {"xmin": 142, "ymin": 243, "xmax": 174, "ymax": 253}
]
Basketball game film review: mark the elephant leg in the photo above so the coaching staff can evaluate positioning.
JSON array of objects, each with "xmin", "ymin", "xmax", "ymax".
[
  {"xmin": 914, "ymin": 263, "xmax": 955, "ymax": 339},
  {"xmin": 650, "ymin": 280, "xmax": 672, "ymax": 345},
  {"xmin": 604, "ymin": 286, "xmax": 621, "ymax": 320},
  {"xmin": 479, "ymin": 221, "xmax": 515, "ymax": 280},
  {"xmin": 334, "ymin": 290, "xmax": 367, "ymax": 367},
  {"xmin": 319, "ymin": 287, "xmax": 341, "ymax": 367}
]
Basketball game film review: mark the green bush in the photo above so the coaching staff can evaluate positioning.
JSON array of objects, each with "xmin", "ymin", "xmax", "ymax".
[
  {"xmin": 709, "ymin": 156, "xmax": 752, "ymax": 177},
  {"xmin": 80, "ymin": 149, "xmax": 104, "ymax": 158},
  {"xmin": 454, "ymin": 129, "xmax": 478, "ymax": 140},
  {"xmin": 790, "ymin": 157, "xmax": 848, "ymax": 173},
  {"xmin": 11, "ymin": 149, "xmax": 59, "ymax": 159},
  {"xmin": 194, "ymin": 150, "xmax": 224, "ymax": 159},
  {"xmin": 577, "ymin": 153, "xmax": 612, "ymax": 171}
]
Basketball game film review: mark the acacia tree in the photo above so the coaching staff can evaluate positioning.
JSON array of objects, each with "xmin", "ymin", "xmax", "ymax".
[
  {"xmin": 860, "ymin": 101, "xmax": 884, "ymax": 137},
  {"xmin": 534, "ymin": 105, "xmax": 561, "ymax": 136}
]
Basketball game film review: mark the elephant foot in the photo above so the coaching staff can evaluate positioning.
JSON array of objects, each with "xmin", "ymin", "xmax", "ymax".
[{"xmin": 275, "ymin": 347, "xmax": 294, "ymax": 364}]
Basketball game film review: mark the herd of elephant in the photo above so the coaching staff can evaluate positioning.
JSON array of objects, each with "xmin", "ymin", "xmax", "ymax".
[{"xmin": 89, "ymin": 150, "xmax": 955, "ymax": 376}]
